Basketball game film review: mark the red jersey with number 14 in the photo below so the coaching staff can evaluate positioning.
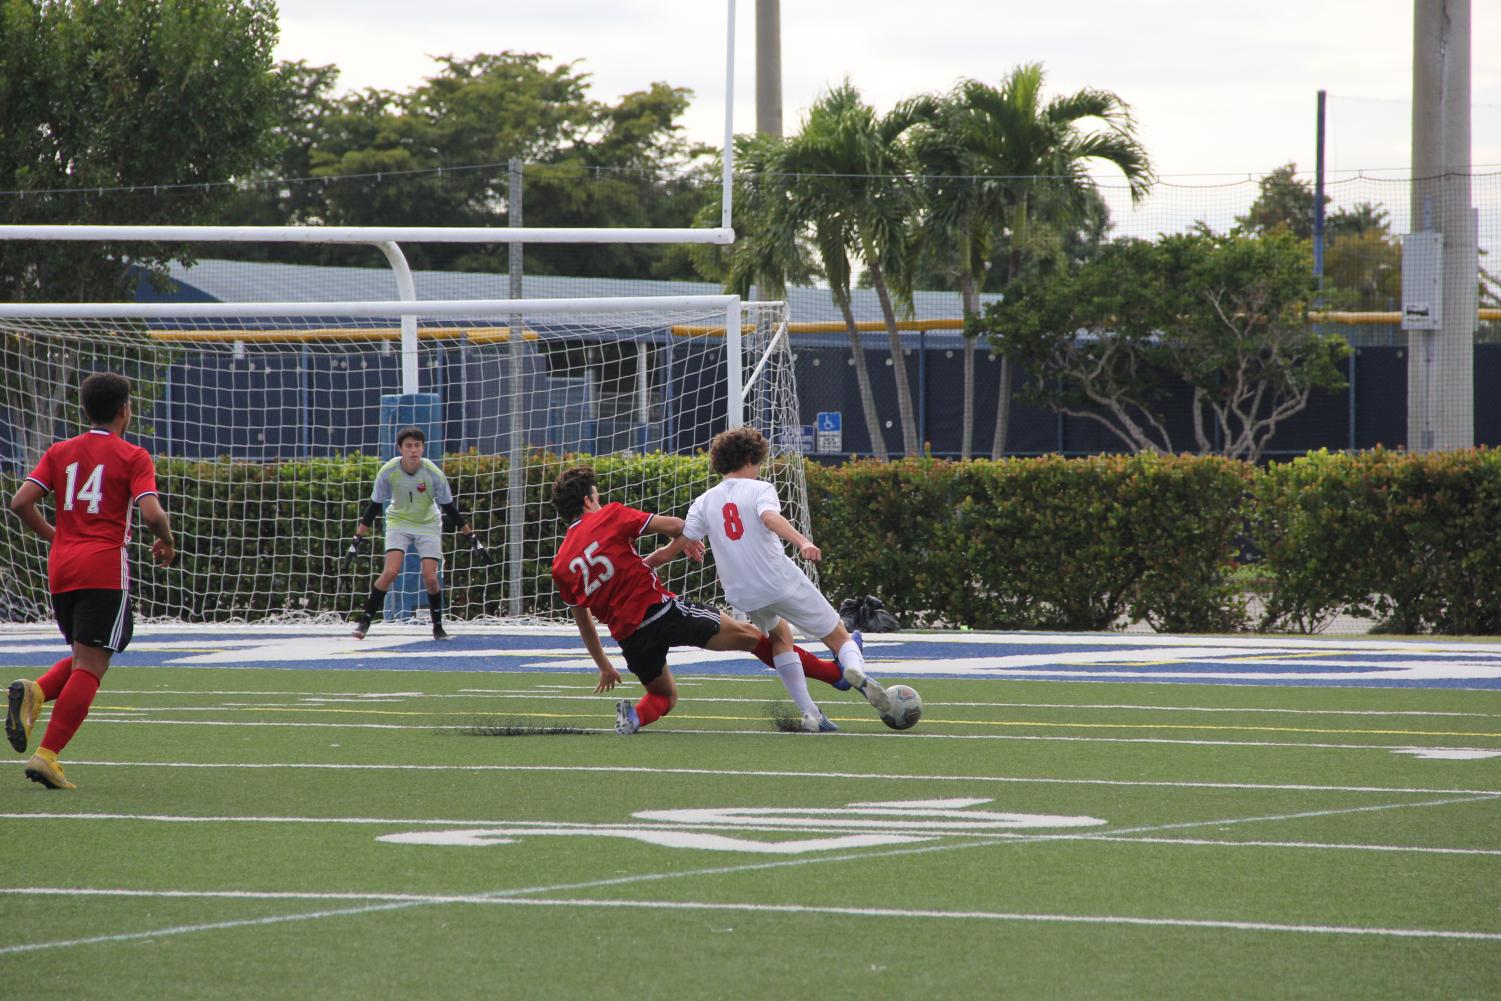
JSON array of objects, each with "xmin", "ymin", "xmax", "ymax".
[
  {"xmin": 26, "ymin": 428, "xmax": 159, "ymax": 593},
  {"xmin": 551, "ymin": 502, "xmax": 673, "ymax": 640}
]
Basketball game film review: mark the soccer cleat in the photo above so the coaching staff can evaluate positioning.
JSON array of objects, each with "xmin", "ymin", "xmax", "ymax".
[
  {"xmin": 614, "ymin": 699, "xmax": 641, "ymax": 735},
  {"xmin": 833, "ymin": 631, "xmax": 864, "ymax": 691},
  {"xmin": 5, "ymin": 679, "xmax": 43, "ymax": 754},
  {"xmin": 432, "ymin": 623, "xmax": 450, "ymax": 641},
  {"xmin": 842, "ymin": 663, "xmax": 892, "ymax": 715},
  {"xmin": 800, "ymin": 711, "xmax": 840, "ymax": 733},
  {"xmin": 351, "ymin": 617, "xmax": 371, "ymax": 640},
  {"xmin": 24, "ymin": 748, "xmax": 74, "ymax": 790}
]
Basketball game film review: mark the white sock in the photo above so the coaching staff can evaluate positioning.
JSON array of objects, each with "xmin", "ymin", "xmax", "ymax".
[
  {"xmin": 837, "ymin": 640, "xmax": 865, "ymax": 674},
  {"xmin": 772, "ymin": 651, "xmax": 821, "ymax": 716}
]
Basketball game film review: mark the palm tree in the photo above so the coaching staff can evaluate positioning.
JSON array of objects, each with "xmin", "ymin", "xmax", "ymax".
[
  {"xmin": 775, "ymin": 82, "xmax": 929, "ymax": 458},
  {"xmin": 907, "ymin": 95, "xmax": 1002, "ymax": 459},
  {"xmin": 943, "ymin": 65, "xmax": 1153, "ymax": 458}
]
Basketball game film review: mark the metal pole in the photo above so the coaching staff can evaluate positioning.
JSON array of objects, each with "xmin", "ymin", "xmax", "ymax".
[
  {"xmin": 1408, "ymin": 0, "xmax": 1475, "ymax": 452},
  {"xmin": 722, "ymin": 0, "xmax": 737, "ymax": 231},
  {"xmin": 1313, "ymin": 90, "xmax": 1326, "ymax": 292},
  {"xmin": 375, "ymin": 241, "xmax": 418, "ymax": 395},
  {"xmin": 725, "ymin": 297, "xmax": 743, "ymax": 428},
  {"xmin": 755, "ymin": 0, "xmax": 782, "ymax": 137},
  {"xmin": 506, "ymin": 159, "xmax": 526, "ymax": 617}
]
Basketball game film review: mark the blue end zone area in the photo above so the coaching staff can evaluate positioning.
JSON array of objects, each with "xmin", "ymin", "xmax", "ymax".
[{"xmin": 3, "ymin": 625, "xmax": 1501, "ymax": 689}]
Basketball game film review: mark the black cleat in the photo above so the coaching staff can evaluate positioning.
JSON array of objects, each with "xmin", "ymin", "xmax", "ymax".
[{"xmin": 432, "ymin": 623, "xmax": 450, "ymax": 641}]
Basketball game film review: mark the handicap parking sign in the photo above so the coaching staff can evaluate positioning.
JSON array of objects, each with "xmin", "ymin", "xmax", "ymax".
[{"xmin": 815, "ymin": 411, "xmax": 842, "ymax": 453}]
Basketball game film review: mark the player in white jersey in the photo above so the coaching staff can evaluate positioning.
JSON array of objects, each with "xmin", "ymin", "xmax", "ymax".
[
  {"xmin": 681, "ymin": 427, "xmax": 890, "ymax": 731},
  {"xmin": 343, "ymin": 426, "xmax": 491, "ymax": 640}
]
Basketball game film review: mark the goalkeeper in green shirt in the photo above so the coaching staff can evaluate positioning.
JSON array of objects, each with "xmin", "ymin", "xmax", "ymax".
[{"xmin": 344, "ymin": 426, "xmax": 491, "ymax": 640}]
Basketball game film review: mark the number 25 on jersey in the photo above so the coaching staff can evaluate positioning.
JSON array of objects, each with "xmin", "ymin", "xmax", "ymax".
[{"xmin": 569, "ymin": 541, "xmax": 616, "ymax": 596}]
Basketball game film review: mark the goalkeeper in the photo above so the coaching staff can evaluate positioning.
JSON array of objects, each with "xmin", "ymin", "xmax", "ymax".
[{"xmin": 345, "ymin": 426, "xmax": 490, "ymax": 641}]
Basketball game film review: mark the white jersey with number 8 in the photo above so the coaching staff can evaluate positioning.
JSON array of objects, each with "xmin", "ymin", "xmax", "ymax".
[{"xmin": 684, "ymin": 478, "xmax": 807, "ymax": 612}]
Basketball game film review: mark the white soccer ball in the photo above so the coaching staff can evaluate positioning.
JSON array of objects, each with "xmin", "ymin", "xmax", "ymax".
[{"xmin": 880, "ymin": 684, "xmax": 923, "ymax": 730}]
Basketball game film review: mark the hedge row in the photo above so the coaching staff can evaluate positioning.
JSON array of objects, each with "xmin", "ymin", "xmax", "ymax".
[
  {"xmin": 4, "ymin": 448, "xmax": 1501, "ymax": 633},
  {"xmin": 804, "ymin": 454, "xmax": 1253, "ymax": 631}
]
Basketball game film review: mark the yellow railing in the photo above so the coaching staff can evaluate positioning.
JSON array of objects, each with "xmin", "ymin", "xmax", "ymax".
[{"xmin": 108, "ymin": 309, "xmax": 1499, "ymax": 344}]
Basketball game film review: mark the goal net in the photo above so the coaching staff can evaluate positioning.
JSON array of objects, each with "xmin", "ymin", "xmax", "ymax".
[{"xmin": 0, "ymin": 296, "xmax": 810, "ymax": 626}]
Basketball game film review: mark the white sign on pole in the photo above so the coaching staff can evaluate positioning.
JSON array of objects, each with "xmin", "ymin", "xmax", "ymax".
[{"xmin": 1401, "ymin": 232, "xmax": 1443, "ymax": 331}]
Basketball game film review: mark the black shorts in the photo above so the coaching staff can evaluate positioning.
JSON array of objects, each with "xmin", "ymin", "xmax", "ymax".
[
  {"xmin": 618, "ymin": 597, "xmax": 722, "ymax": 684},
  {"xmin": 52, "ymin": 589, "xmax": 134, "ymax": 653}
]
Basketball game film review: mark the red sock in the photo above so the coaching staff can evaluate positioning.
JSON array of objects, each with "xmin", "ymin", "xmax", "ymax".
[
  {"xmin": 634, "ymin": 692, "xmax": 673, "ymax": 727},
  {"xmin": 752, "ymin": 635, "xmax": 842, "ymax": 686},
  {"xmin": 39, "ymin": 669, "xmax": 100, "ymax": 755},
  {"xmin": 798, "ymin": 646, "xmax": 843, "ymax": 686},
  {"xmin": 36, "ymin": 656, "xmax": 73, "ymax": 702}
]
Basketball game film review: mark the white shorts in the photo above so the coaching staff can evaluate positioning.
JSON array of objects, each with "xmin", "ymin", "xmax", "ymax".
[
  {"xmin": 385, "ymin": 527, "xmax": 443, "ymax": 563},
  {"xmin": 744, "ymin": 576, "xmax": 841, "ymax": 640}
]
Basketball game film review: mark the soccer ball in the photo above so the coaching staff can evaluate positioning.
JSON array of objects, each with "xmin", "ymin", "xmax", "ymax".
[{"xmin": 880, "ymin": 684, "xmax": 923, "ymax": 730}]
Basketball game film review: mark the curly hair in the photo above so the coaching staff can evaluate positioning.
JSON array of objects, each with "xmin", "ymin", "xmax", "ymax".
[
  {"xmin": 80, "ymin": 372, "xmax": 130, "ymax": 425},
  {"xmin": 552, "ymin": 465, "xmax": 598, "ymax": 520},
  {"xmin": 709, "ymin": 426, "xmax": 768, "ymax": 476}
]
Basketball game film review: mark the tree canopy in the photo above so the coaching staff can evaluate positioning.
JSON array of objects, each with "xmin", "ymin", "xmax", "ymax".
[
  {"xmin": 0, "ymin": 0, "xmax": 281, "ymax": 301},
  {"xmin": 976, "ymin": 229, "xmax": 1349, "ymax": 461}
]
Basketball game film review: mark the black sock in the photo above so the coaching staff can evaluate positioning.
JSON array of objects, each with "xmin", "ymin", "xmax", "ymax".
[
  {"xmin": 428, "ymin": 591, "xmax": 444, "ymax": 625},
  {"xmin": 361, "ymin": 585, "xmax": 388, "ymax": 620}
]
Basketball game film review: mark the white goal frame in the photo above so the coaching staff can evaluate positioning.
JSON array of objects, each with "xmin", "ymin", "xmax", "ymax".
[{"xmin": 0, "ymin": 293, "xmax": 806, "ymax": 626}]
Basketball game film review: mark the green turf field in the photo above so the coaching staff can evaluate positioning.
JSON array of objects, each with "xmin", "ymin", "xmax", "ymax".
[{"xmin": 2, "ymin": 668, "xmax": 1499, "ymax": 999}]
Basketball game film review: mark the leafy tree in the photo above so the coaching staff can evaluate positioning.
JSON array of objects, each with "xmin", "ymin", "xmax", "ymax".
[
  {"xmin": 222, "ymin": 52, "xmax": 711, "ymax": 277},
  {"xmin": 977, "ymin": 230, "xmax": 1349, "ymax": 461},
  {"xmin": 213, "ymin": 59, "xmax": 344, "ymax": 253},
  {"xmin": 1234, "ymin": 163, "xmax": 1318, "ymax": 239},
  {"xmin": 0, "ymin": 0, "xmax": 281, "ymax": 301},
  {"xmin": 1235, "ymin": 168, "xmax": 1405, "ymax": 313},
  {"xmin": 1322, "ymin": 204, "xmax": 1401, "ymax": 311}
]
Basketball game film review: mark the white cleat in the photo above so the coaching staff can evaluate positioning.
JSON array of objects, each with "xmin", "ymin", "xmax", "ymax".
[
  {"xmin": 799, "ymin": 712, "xmax": 839, "ymax": 733},
  {"xmin": 842, "ymin": 665, "xmax": 891, "ymax": 715}
]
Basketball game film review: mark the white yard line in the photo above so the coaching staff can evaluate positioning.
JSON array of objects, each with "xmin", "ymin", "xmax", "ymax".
[
  {"xmin": 2, "ymin": 792, "xmax": 1498, "ymax": 955},
  {"xmin": 61, "ymin": 716, "xmax": 1501, "ymax": 753},
  {"xmin": 98, "ymin": 689, "xmax": 1501, "ymax": 719},
  {"xmin": 1, "ymin": 889, "xmax": 1497, "ymax": 947},
  {"xmin": 41, "ymin": 759, "xmax": 1501, "ymax": 796}
]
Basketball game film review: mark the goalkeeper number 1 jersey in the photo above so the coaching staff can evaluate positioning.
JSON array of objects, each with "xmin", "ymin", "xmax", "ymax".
[{"xmin": 371, "ymin": 456, "xmax": 453, "ymax": 532}]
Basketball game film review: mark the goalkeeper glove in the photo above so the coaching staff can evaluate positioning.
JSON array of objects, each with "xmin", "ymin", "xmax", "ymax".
[
  {"xmin": 467, "ymin": 534, "xmax": 495, "ymax": 564},
  {"xmin": 342, "ymin": 535, "xmax": 370, "ymax": 572}
]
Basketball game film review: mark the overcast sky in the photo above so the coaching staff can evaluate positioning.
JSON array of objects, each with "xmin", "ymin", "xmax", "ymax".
[{"xmin": 273, "ymin": 0, "xmax": 1499, "ymax": 176}]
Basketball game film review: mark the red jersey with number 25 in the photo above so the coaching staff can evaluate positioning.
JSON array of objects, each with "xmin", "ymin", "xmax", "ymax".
[
  {"xmin": 551, "ymin": 502, "xmax": 673, "ymax": 640},
  {"xmin": 26, "ymin": 429, "xmax": 159, "ymax": 593}
]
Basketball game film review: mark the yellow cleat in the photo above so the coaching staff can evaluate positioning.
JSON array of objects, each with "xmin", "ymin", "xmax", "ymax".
[
  {"xmin": 24, "ymin": 748, "xmax": 74, "ymax": 790},
  {"xmin": 5, "ymin": 679, "xmax": 43, "ymax": 754}
]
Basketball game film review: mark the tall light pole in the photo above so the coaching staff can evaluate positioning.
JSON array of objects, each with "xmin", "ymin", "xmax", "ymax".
[
  {"xmin": 756, "ymin": 0, "xmax": 782, "ymax": 137},
  {"xmin": 1407, "ymin": 0, "xmax": 1475, "ymax": 452}
]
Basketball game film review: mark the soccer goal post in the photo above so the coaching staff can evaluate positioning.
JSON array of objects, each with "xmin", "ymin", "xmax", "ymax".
[{"xmin": 0, "ymin": 295, "xmax": 810, "ymax": 626}]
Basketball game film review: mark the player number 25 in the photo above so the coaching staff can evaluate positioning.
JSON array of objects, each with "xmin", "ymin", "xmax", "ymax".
[
  {"xmin": 63, "ymin": 461, "xmax": 106, "ymax": 514},
  {"xmin": 569, "ymin": 541, "xmax": 616, "ymax": 596}
]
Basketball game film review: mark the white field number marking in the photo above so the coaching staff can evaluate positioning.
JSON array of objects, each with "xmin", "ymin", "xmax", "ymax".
[{"xmin": 377, "ymin": 798, "xmax": 1106, "ymax": 853}]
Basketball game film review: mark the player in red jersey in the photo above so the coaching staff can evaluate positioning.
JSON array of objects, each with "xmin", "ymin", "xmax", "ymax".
[
  {"xmin": 551, "ymin": 466, "xmax": 845, "ymax": 735},
  {"xmin": 6, "ymin": 372, "xmax": 176, "ymax": 789}
]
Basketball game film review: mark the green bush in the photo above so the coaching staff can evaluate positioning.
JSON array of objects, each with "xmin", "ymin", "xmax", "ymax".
[
  {"xmin": 1256, "ymin": 448, "xmax": 1501, "ymax": 634},
  {"xmin": 8, "ymin": 447, "xmax": 1501, "ymax": 634},
  {"xmin": 808, "ymin": 453, "xmax": 1251, "ymax": 631}
]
